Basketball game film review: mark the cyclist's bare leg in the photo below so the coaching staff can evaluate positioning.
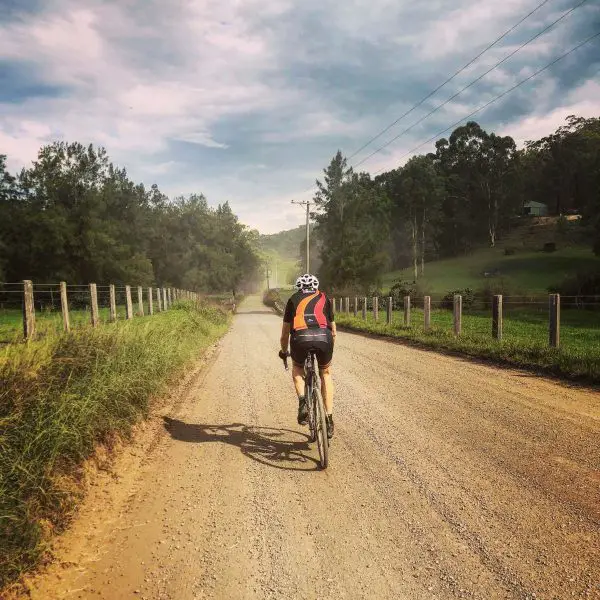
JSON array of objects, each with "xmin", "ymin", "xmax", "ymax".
[
  {"xmin": 320, "ymin": 365, "xmax": 333, "ymax": 414},
  {"xmin": 292, "ymin": 364, "xmax": 305, "ymax": 398}
]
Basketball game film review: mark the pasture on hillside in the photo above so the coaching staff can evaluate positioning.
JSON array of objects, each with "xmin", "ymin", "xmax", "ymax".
[{"xmin": 382, "ymin": 246, "xmax": 600, "ymax": 295}]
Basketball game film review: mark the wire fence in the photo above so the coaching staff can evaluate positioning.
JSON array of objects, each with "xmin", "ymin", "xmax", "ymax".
[
  {"xmin": 0, "ymin": 281, "xmax": 203, "ymax": 344},
  {"xmin": 333, "ymin": 294, "xmax": 600, "ymax": 352}
]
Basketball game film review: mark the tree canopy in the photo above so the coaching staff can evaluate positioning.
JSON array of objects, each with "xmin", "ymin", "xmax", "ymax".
[
  {"xmin": 312, "ymin": 116, "xmax": 600, "ymax": 292},
  {"xmin": 0, "ymin": 142, "xmax": 261, "ymax": 293}
]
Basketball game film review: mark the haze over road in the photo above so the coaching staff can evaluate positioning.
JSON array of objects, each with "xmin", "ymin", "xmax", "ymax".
[{"xmin": 30, "ymin": 296, "xmax": 600, "ymax": 600}]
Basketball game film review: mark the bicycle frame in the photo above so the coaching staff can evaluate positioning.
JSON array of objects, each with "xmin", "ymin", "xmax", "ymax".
[
  {"xmin": 304, "ymin": 352, "xmax": 317, "ymax": 438},
  {"xmin": 281, "ymin": 349, "xmax": 328, "ymax": 468}
]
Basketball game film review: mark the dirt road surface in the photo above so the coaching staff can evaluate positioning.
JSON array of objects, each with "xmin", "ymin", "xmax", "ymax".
[{"xmin": 27, "ymin": 296, "xmax": 600, "ymax": 600}]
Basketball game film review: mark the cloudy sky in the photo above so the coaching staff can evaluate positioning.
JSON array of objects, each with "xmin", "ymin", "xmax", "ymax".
[{"xmin": 0, "ymin": 0, "xmax": 599, "ymax": 233}]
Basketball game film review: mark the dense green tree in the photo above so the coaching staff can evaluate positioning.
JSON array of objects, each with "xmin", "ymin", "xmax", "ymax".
[
  {"xmin": 0, "ymin": 143, "xmax": 260, "ymax": 292},
  {"xmin": 310, "ymin": 116, "xmax": 600, "ymax": 290},
  {"xmin": 434, "ymin": 122, "xmax": 518, "ymax": 250},
  {"xmin": 313, "ymin": 152, "xmax": 390, "ymax": 291},
  {"xmin": 384, "ymin": 155, "xmax": 444, "ymax": 279}
]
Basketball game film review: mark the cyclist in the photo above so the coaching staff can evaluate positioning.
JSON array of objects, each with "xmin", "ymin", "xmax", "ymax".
[{"xmin": 278, "ymin": 274, "xmax": 336, "ymax": 439}]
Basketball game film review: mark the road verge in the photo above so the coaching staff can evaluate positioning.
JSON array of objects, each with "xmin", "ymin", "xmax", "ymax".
[{"xmin": 0, "ymin": 300, "xmax": 230, "ymax": 593}]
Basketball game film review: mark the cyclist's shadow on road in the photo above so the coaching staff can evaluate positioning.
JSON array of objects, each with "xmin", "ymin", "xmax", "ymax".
[{"xmin": 162, "ymin": 417, "xmax": 320, "ymax": 471}]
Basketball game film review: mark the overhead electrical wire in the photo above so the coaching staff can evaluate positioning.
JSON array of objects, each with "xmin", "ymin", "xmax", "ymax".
[
  {"xmin": 294, "ymin": 0, "xmax": 591, "ymax": 200},
  {"xmin": 296, "ymin": 0, "xmax": 554, "ymax": 197},
  {"xmin": 346, "ymin": 0, "xmax": 554, "ymax": 162},
  {"xmin": 371, "ymin": 30, "xmax": 600, "ymax": 176},
  {"xmin": 352, "ymin": 0, "xmax": 587, "ymax": 170}
]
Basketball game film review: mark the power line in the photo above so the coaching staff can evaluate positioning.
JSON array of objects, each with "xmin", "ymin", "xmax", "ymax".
[
  {"xmin": 353, "ymin": 0, "xmax": 587, "ymax": 170},
  {"xmin": 346, "ymin": 0, "xmax": 553, "ymax": 162},
  {"xmin": 372, "ymin": 30, "xmax": 600, "ymax": 176}
]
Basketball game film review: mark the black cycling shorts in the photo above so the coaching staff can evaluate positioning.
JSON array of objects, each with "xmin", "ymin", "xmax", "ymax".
[{"xmin": 290, "ymin": 328, "xmax": 334, "ymax": 369}]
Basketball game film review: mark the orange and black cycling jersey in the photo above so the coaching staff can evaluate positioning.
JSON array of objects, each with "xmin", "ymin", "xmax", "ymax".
[{"xmin": 283, "ymin": 290, "xmax": 335, "ymax": 333}]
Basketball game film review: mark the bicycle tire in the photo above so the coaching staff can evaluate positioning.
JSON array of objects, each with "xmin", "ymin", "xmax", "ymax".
[
  {"xmin": 306, "ymin": 377, "xmax": 317, "ymax": 443},
  {"xmin": 313, "ymin": 385, "xmax": 329, "ymax": 469}
]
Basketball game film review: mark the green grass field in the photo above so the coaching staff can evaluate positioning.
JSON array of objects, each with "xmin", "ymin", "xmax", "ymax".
[
  {"xmin": 336, "ymin": 306, "xmax": 600, "ymax": 382},
  {"xmin": 382, "ymin": 246, "xmax": 600, "ymax": 295},
  {"xmin": 0, "ymin": 303, "xmax": 157, "ymax": 343}
]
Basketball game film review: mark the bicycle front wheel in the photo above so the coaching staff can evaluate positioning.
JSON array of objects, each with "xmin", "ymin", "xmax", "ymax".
[{"xmin": 313, "ymin": 386, "xmax": 329, "ymax": 469}]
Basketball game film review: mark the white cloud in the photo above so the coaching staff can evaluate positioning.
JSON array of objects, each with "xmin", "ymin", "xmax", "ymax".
[
  {"xmin": 0, "ymin": 0, "xmax": 598, "ymax": 234},
  {"xmin": 504, "ymin": 80, "xmax": 600, "ymax": 146}
]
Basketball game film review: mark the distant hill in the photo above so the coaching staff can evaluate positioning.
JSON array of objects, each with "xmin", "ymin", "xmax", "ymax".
[
  {"xmin": 259, "ymin": 226, "xmax": 311, "ymax": 287},
  {"xmin": 260, "ymin": 225, "xmax": 310, "ymax": 261}
]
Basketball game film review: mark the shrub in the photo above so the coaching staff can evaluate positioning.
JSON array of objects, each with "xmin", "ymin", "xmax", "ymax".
[
  {"xmin": 441, "ymin": 288, "xmax": 475, "ymax": 310},
  {"xmin": 263, "ymin": 289, "xmax": 281, "ymax": 308},
  {"xmin": 543, "ymin": 242, "xmax": 557, "ymax": 253},
  {"xmin": 550, "ymin": 272, "xmax": 600, "ymax": 307},
  {"xmin": 478, "ymin": 279, "xmax": 530, "ymax": 309},
  {"xmin": 387, "ymin": 279, "xmax": 429, "ymax": 305},
  {"xmin": 504, "ymin": 247, "xmax": 516, "ymax": 256}
]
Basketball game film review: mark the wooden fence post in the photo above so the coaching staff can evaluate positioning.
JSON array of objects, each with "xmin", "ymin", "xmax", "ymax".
[
  {"xmin": 453, "ymin": 294, "xmax": 462, "ymax": 336},
  {"xmin": 148, "ymin": 287, "xmax": 154, "ymax": 315},
  {"xmin": 345, "ymin": 297, "xmax": 350, "ymax": 314},
  {"xmin": 60, "ymin": 281, "xmax": 70, "ymax": 332},
  {"xmin": 168, "ymin": 288, "xmax": 172, "ymax": 306},
  {"xmin": 156, "ymin": 287, "xmax": 162, "ymax": 312},
  {"xmin": 125, "ymin": 285, "xmax": 133, "ymax": 320},
  {"xmin": 22, "ymin": 280, "xmax": 36, "ymax": 340},
  {"xmin": 404, "ymin": 296, "xmax": 411, "ymax": 326},
  {"xmin": 353, "ymin": 297, "xmax": 358, "ymax": 317},
  {"xmin": 492, "ymin": 295, "xmax": 503, "ymax": 340},
  {"xmin": 90, "ymin": 283, "xmax": 99, "ymax": 327},
  {"xmin": 387, "ymin": 297, "xmax": 393, "ymax": 325},
  {"xmin": 424, "ymin": 296, "xmax": 431, "ymax": 331},
  {"xmin": 362, "ymin": 297, "xmax": 367, "ymax": 320},
  {"xmin": 373, "ymin": 297, "xmax": 379, "ymax": 322},
  {"xmin": 549, "ymin": 293, "xmax": 560, "ymax": 348},
  {"xmin": 137, "ymin": 286, "xmax": 144, "ymax": 316},
  {"xmin": 163, "ymin": 288, "xmax": 168, "ymax": 310},
  {"xmin": 109, "ymin": 284, "xmax": 117, "ymax": 322}
]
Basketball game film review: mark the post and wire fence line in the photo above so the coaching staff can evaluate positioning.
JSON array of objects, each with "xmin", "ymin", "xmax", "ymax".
[
  {"xmin": 0, "ymin": 281, "xmax": 205, "ymax": 343},
  {"xmin": 333, "ymin": 293, "xmax": 600, "ymax": 350}
]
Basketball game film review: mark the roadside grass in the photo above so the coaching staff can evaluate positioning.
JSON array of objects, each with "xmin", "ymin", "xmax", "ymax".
[
  {"xmin": 381, "ymin": 246, "xmax": 600, "ymax": 295},
  {"xmin": 336, "ymin": 307, "xmax": 600, "ymax": 382},
  {"xmin": 0, "ymin": 305, "xmax": 155, "ymax": 344},
  {"xmin": 0, "ymin": 301, "xmax": 229, "ymax": 590}
]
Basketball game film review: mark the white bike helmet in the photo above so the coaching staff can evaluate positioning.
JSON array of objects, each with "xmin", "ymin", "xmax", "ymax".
[{"xmin": 295, "ymin": 273, "xmax": 319, "ymax": 292}]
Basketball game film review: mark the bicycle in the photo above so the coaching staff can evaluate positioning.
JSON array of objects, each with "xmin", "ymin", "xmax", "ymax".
[{"xmin": 282, "ymin": 351, "xmax": 329, "ymax": 469}]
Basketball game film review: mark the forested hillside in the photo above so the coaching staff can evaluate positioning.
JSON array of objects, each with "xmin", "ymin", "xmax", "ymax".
[
  {"xmin": 260, "ymin": 226, "xmax": 307, "ymax": 259},
  {"xmin": 0, "ymin": 143, "xmax": 261, "ymax": 293},
  {"xmin": 312, "ymin": 115, "xmax": 600, "ymax": 293}
]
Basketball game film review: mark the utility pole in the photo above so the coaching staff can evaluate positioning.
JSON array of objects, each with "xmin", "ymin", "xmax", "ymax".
[{"xmin": 292, "ymin": 199, "xmax": 311, "ymax": 273}]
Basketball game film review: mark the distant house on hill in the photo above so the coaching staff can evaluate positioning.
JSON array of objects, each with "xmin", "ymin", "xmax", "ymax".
[{"xmin": 523, "ymin": 201, "xmax": 548, "ymax": 217}]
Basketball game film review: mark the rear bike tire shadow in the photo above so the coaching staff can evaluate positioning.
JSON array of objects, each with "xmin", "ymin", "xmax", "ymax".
[{"xmin": 163, "ymin": 417, "xmax": 321, "ymax": 471}]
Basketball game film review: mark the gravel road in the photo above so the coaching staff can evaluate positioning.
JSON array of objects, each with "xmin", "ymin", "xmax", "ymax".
[{"xmin": 29, "ymin": 295, "xmax": 600, "ymax": 600}]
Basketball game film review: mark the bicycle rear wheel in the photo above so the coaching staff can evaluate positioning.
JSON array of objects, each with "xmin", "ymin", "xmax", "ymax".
[
  {"xmin": 313, "ymin": 386, "xmax": 329, "ymax": 469},
  {"xmin": 306, "ymin": 378, "xmax": 317, "ymax": 443}
]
